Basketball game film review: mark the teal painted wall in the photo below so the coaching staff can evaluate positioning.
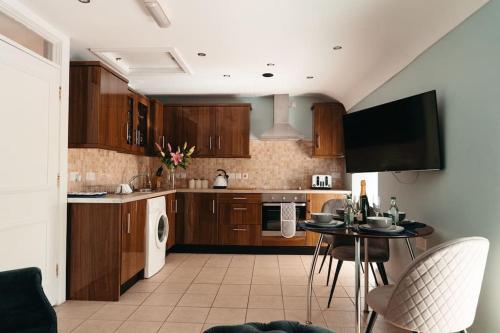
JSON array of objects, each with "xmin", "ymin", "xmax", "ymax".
[
  {"xmin": 149, "ymin": 95, "xmax": 334, "ymax": 140},
  {"xmin": 352, "ymin": 1, "xmax": 500, "ymax": 331}
]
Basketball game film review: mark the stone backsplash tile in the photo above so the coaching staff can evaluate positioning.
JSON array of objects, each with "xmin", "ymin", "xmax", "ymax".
[{"xmin": 68, "ymin": 140, "xmax": 345, "ymax": 192}]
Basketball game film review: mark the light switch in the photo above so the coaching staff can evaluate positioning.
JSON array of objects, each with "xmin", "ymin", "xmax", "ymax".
[
  {"xmin": 235, "ymin": 173, "xmax": 242, "ymax": 180},
  {"xmin": 70, "ymin": 172, "xmax": 80, "ymax": 182}
]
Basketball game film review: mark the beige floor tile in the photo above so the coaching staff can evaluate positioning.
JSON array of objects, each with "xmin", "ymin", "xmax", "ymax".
[
  {"xmin": 186, "ymin": 283, "xmax": 221, "ymax": 295},
  {"xmin": 115, "ymin": 292, "xmax": 149, "ymax": 305},
  {"xmin": 248, "ymin": 295, "xmax": 283, "ymax": 309},
  {"xmin": 205, "ymin": 255, "xmax": 233, "ymax": 267},
  {"xmin": 282, "ymin": 285, "xmax": 308, "ymax": 296},
  {"xmin": 145, "ymin": 271, "xmax": 171, "ymax": 283},
  {"xmin": 143, "ymin": 293, "xmax": 183, "ymax": 306},
  {"xmin": 90, "ymin": 304, "xmax": 138, "ymax": 321},
  {"xmin": 280, "ymin": 275, "xmax": 308, "ymax": 285},
  {"xmin": 283, "ymin": 296, "xmax": 320, "ymax": 310},
  {"xmin": 249, "ymin": 284, "xmax": 282, "ymax": 296},
  {"xmin": 226, "ymin": 267, "xmax": 253, "ymax": 275},
  {"xmin": 55, "ymin": 301, "xmax": 106, "ymax": 319},
  {"xmin": 57, "ymin": 317, "xmax": 84, "ymax": 333},
  {"xmin": 154, "ymin": 282, "xmax": 190, "ymax": 294},
  {"xmin": 128, "ymin": 280, "xmax": 160, "ymax": 293},
  {"xmin": 254, "ymin": 255, "xmax": 278, "ymax": 268},
  {"xmin": 253, "ymin": 267, "xmax": 280, "ymax": 276},
  {"xmin": 251, "ymin": 275, "xmax": 281, "ymax": 285},
  {"xmin": 229, "ymin": 255, "xmax": 255, "ymax": 268},
  {"xmin": 246, "ymin": 309, "xmax": 285, "ymax": 322},
  {"xmin": 158, "ymin": 322, "xmax": 203, "ymax": 333},
  {"xmin": 280, "ymin": 268, "xmax": 307, "ymax": 277},
  {"xmin": 115, "ymin": 320, "xmax": 162, "ymax": 333},
  {"xmin": 202, "ymin": 323, "xmax": 228, "ymax": 331},
  {"xmin": 194, "ymin": 268, "xmax": 227, "ymax": 284},
  {"xmin": 212, "ymin": 294, "xmax": 248, "ymax": 308},
  {"xmin": 205, "ymin": 307, "xmax": 247, "ymax": 324},
  {"xmin": 178, "ymin": 293, "xmax": 216, "ymax": 307},
  {"xmin": 166, "ymin": 306, "xmax": 210, "ymax": 323},
  {"xmin": 72, "ymin": 319, "xmax": 123, "ymax": 333},
  {"xmin": 318, "ymin": 297, "xmax": 354, "ymax": 311},
  {"xmin": 322, "ymin": 310, "xmax": 366, "ymax": 327},
  {"xmin": 218, "ymin": 284, "xmax": 250, "ymax": 296},
  {"xmin": 223, "ymin": 274, "xmax": 252, "ymax": 284},
  {"xmin": 314, "ymin": 285, "xmax": 349, "ymax": 298},
  {"xmin": 284, "ymin": 309, "xmax": 326, "ymax": 326},
  {"xmin": 164, "ymin": 275, "xmax": 195, "ymax": 284},
  {"xmin": 128, "ymin": 305, "xmax": 174, "ymax": 322}
]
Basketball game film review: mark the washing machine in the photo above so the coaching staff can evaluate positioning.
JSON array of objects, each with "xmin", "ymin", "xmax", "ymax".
[{"xmin": 145, "ymin": 196, "xmax": 168, "ymax": 278}]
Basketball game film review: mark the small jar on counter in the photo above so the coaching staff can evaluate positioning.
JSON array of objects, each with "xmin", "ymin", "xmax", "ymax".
[
  {"xmin": 195, "ymin": 179, "xmax": 202, "ymax": 189},
  {"xmin": 201, "ymin": 179, "xmax": 209, "ymax": 189},
  {"xmin": 188, "ymin": 179, "xmax": 195, "ymax": 189}
]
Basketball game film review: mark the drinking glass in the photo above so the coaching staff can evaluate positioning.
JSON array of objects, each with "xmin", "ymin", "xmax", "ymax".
[
  {"xmin": 352, "ymin": 195, "xmax": 360, "ymax": 219},
  {"xmin": 372, "ymin": 195, "xmax": 381, "ymax": 216}
]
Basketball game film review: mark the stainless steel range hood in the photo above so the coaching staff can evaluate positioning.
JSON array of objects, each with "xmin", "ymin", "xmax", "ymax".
[{"xmin": 260, "ymin": 94, "xmax": 304, "ymax": 141}]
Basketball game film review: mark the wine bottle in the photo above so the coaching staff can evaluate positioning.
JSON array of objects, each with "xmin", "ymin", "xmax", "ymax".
[{"xmin": 360, "ymin": 180, "xmax": 370, "ymax": 223}]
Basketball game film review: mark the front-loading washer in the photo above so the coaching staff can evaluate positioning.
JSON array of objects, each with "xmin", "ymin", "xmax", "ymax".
[{"xmin": 144, "ymin": 196, "xmax": 168, "ymax": 278}]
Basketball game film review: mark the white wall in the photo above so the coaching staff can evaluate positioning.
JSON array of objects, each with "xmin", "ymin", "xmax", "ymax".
[{"xmin": 351, "ymin": 0, "xmax": 500, "ymax": 331}]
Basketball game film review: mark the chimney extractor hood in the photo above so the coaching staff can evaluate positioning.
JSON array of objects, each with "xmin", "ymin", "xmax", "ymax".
[{"xmin": 260, "ymin": 94, "xmax": 304, "ymax": 141}]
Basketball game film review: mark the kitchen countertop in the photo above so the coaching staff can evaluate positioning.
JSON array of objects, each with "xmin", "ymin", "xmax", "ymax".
[{"xmin": 67, "ymin": 188, "xmax": 351, "ymax": 204}]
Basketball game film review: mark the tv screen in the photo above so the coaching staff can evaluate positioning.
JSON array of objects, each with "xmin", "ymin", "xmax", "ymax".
[{"xmin": 343, "ymin": 90, "xmax": 442, "ymax": 173}]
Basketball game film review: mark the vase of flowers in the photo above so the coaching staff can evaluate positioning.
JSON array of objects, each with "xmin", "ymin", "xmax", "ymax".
[{"xmin": 155, "ymin": 142, "xmax": 195, "ymax": 189}]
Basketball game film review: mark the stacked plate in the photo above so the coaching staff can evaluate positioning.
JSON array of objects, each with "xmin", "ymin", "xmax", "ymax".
[{"xmin": 305, "ymin": 213, "xmax": 345, "ymax": 228}]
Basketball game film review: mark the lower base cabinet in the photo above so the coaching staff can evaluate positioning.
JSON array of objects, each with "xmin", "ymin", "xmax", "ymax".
[
  {"xmin": 120, "ymin": 200, "xmax": 146, "ymax": 285},
  {"xmin": 166, "ymin": 193, "xmax": 176, "ymax": 250},
  {"xmin": 219, "ymin": 224, "xmax": 261, "ymax": 245},
  {"xmin": 175, "ymin": 193, "xmax": 218, "ymax": 245}
]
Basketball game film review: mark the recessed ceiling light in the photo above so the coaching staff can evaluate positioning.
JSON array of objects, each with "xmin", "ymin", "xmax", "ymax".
[
  {"xmin": 78, "ymin": 0, "xmax": 90, "ymax": 3},
  {"xmin": 262, "ymin": 73, "xmax": 274, "ymax": 78},
  {"xmin": 333, "ymin": 45, "xmax": 343, "ymax": 50},
  {"xmin": 223, "ymin": 74, "xmax": 231, "ymax": 78},
  {"xmin": 266, "ymin": 63, "xmax": 275, "ymax": 67},
  {"xmin": 115, "ymin": 57, "xmax": 122, "ymax": 62},
  {"xmin": 307, "ymin": 76, "xmax": 314, "ymax": 79},
  {"xmin": 144, "ymin": 0, "xmax": 171, "ymax": 28},
  {"xmin": 197, "ymin": 52, "xmax": 207, "ymax": 57}
]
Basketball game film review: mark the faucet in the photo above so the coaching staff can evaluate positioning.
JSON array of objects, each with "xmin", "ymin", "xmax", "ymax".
[{"xmin": 128, "ymin": 173, "xmax": 152, "ymax": 191}]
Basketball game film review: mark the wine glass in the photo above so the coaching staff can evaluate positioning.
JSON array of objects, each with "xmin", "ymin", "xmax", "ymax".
[
  {"xmin": 372, "ymin": 195, "xmax": 381, "ymax": 216},
  {"xmin": 352, "ymin": 195, "xmax": 360, "ymax": 220}
]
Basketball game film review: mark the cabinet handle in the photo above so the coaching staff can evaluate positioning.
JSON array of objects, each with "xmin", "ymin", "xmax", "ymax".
[
  {"xmin": 174, "ymin": 200, "xmax": 178, "ymax": 213},
  {"xmin": 127, "ymin": 213, "xmax": 131, "ymax": 234},
  {"xmin": 136, "ymin": 129, "xmax": 140, "ymax": 145},
  {"xmin": 233, "ymin": 207, "xmax": 247, "ymax": 211},
  {"xmin": 126, "ymin": 123, "xmax": 130, "ymax": 143},
  {"xmin": 218, "ymin": 136, "xmax": 221, "ymax": 150},
  {"xmin": 209, "ymin": 136, "xmax": 212, "ymax": 150},
  {"xmin": 232, "ymin": 228, "xmax": 247, "ymax": 231},
  {"xmin": 212, "ymin": 199, "xmax": 215, "ymax": 214},
  {"xmin": 233, "ymin": 197, "xmax": 247, "ymax": 200}
]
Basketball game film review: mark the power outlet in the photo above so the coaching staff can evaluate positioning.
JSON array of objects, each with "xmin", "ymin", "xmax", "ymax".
[
  {"xmin": 416, "ymin": 237, "xmax": 427, "ymax": 251},
  {"xmin": 69, "ymin": 172, "xmax": 81, "ymax": 182},
  {"xmin": 85, "ymin": 172, "xmax": 96, "ymax": 181},
  {"xmin": 242, "ymin": 173, "xmax": 249, "ymax": 180}
]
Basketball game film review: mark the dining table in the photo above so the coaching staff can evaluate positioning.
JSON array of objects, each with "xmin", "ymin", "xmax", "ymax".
[{"xmin": 299, "ymin": 220, "xmax": 434, "ymax": 333}]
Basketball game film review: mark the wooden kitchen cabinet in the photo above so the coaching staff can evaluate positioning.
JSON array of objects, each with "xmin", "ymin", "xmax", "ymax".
[
  {"xmin": 120, "ymin": 200, "xmax": 146, "ymax": 285},
  {"xmin": 218, "ymin": 193, "xmax": 261, "ymax": 245},
  {"xmin": 219, "ymin": 224, "xmax": 261, "ymax": 246},
  {"xmin": 69, "ymin": 61, "xmax": 129, "ymax": 150},
  {"xmin": 305, "ymin": 192, "xmax": 346, "ymax": 245},
  {"xmin": 165, "ymin": 104, "xmax": 251, "ymax": 158},
  {"xmin": 166, "ymin": 193, "xmax": 176, "ymax": 250},
  {"xmin": 311, "ymin": 102, "xmax": 346, "ymax": 157},
  {"xmin": 129, "ymin": 89, "xmax": 150, "ymax": 155},
  {"xmin": 175, "ymin": 193, "xmax": 218, "ymax": 245},
  {"xmin": 149, "ymin": 99, "xmax": 166, "ymax": 155}
]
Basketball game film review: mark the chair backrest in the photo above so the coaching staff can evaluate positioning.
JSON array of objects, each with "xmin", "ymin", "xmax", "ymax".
[
  {"xmin": 384, "ymin": 237, "xmax": 489, "ymax": 332},
  {"xmin": 321, "ymin": 199, "xmax": 344, "ymax": 213}
]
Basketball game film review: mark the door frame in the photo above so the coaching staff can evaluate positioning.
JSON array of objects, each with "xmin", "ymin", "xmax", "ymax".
[{"xmin": 0, "ymin": 0, "xmax": 70, "ymax": 304}]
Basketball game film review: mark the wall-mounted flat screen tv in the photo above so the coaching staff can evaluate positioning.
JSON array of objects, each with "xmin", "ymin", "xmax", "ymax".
[{"xmin": 343, "ymin": 90, "xmax": 442, "ymax": 173}]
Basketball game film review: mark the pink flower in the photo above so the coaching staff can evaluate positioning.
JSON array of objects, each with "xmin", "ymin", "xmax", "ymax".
[
  {"xmin": 167, "ymin": 143, "xmax": 172, "ymax": 152},
  {"xmin": 170, "ymin": 152, "xmax": 184, "ymax": 166}
]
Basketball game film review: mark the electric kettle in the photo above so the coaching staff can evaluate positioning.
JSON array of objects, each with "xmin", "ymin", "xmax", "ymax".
[{"xmin": 213, "ymin": 169, "xmax": 229, "ymax": 189}]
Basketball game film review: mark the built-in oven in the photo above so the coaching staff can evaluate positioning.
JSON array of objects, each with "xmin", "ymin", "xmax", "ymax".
[{"xmin": 261, "ymin": 193, "xmax": 307, "ymax": 236}]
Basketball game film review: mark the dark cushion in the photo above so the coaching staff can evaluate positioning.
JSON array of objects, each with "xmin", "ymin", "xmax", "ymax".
[
  {"xmin": 204, "ymin": 321, "xmax": 334, "ymax": 333},
  {"xmin": 0, "ymin": 267, "xmax": 57, "ymax": 333},
  {"xmin": 331, "ymin": 236, "xmax": 389, "ymax": 262}
]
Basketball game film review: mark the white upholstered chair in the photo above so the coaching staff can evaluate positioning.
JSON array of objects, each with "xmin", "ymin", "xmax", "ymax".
[{"xmin": 365, "ymin": 237, "xmax": 489, "ymax": 333}]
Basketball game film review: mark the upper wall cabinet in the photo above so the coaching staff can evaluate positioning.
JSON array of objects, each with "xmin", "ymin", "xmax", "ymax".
[
  {"xmin": 69, "ymin": 61, "xmax": 129, "ymax": 150},
  {"xmin": 311, "ymin": 102, "xmax": 346, "ymax": 158},
  {"xmin": 164, "ymin": 104, "xmax": 251, "ymax": 158},
  {"xmin": 149, "ymin": 99, "xmax": 166, "ymax": 156},
  {"xmin": 127, "ymin": 89, "xmax": 150, "ymax": 155}
]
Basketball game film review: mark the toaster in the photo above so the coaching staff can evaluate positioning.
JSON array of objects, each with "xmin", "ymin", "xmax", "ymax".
[{"xmin": 311, "ymin": 175, "xmax": 333, "ymax": 189}]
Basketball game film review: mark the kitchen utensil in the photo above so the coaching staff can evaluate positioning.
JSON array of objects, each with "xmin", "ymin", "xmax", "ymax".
[
  {"xmin": 311, "ymin": 212, "xmax": 335, "ymax": 224},
  {"xmin": 213, "ymin": 169, "xmax": 229, "ymax": 189},
  {"xmin": 367, "ymin": 216, "xmax": 392, "ymax": 229}
]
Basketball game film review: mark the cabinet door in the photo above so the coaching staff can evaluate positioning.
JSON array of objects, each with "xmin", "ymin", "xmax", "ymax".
[
  {"xmin": 312, "ymin": 103, "xmax": 345, "ymax": 157},
  {"xmin": 218, "ymin": 202, "xmax": 261, "ymax": 225},
  {"xmin": 135, "ymin": 95, "xmax": 149, "ymax": 155},
  {"xmin": 196, "ymin": 193, "xmax": 218, "ymax": 244},
  {"xmin": 215, "ymin": 105, "xmax": 250, "ymax": 157},
  {"xmin": 121, "ymin": 202, "xmax": 135, "ymax": 284},
  {"xmin": 163, "ymin": 105, "xmax": 182, "ymax": 150},
  {"xmin": 149, "ymin": 99, "xmax": 165, "ymax": 155},
  {"xmin": 179, "ymin": 106, "xmax": 216, "ymax": 157},
  {"xmin": 175, "ymin": 193, "xmax": 217, "ymax": 245},
  {"xmin": 134, "ymin": 200, "xmax": 146, "ymax": 273},
  {"xmin": 166, "ymin": 194, "xmax": 176, "ymax": 250},
  {"xmin": 119, "ymin": 94, "xmax": 135, "ymax": 153},
  {"xmin": 219, "ymin": 225, "xmax": 261, "ymax": 246}
]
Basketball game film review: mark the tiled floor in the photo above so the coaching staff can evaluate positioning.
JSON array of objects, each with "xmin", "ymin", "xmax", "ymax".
[{"xmin": 56, "ymin": 253, "xmax": 407, "ymax": 333}]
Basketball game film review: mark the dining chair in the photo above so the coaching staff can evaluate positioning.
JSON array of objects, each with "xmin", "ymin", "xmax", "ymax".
[{"xmin": 365, "ymin": 237, "xmax": 489, "ymax": 333}]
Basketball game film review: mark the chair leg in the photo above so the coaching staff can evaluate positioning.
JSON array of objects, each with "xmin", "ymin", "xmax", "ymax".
[
  {"xmin": 327, "ymin": 260, "xmax": 343, "ymax": 308},
  {"xmin": 318, "ymin": 243, "xmax": 331, "ymax": 273},
  {"xmin": 365, "ymin": 311, "xmax": 378, "ymax": 333},
  {"xmin": 326, "ymin": 254, "xmax": 333, "ymax": 286},
  {"xmin": 376, "ymin": 262, "xmax": 389, "ymax": 285},
  {"xmin": 369, "ymin": 263, "xmax": 379, "ymax": 286}
]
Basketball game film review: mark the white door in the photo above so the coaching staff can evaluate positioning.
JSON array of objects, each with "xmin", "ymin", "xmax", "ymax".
[{"xmin": 0, "ymin": 38, "xmax": 60, "ymax": 303}]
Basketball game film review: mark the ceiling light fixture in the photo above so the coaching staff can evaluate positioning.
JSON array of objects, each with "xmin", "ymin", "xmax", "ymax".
[
  {"xmin": 223, "ymin": 74, "xmax": 231, "ymax": 78},
  {"xmin": 197, "ymin": 52, "xmax": 207, "ymax": 57},
  {"xmin": 262, "ymin": 73, "xmax": 274, "ymax": 78},
  {"xmin": 78, "ymin": 0, "xmax": 90, "ymax": 3},
  {"xmin": 267, "ymin": 63, "xmax": 275, "ymax": 67},
  {"xmin": 306, "ymin": 76, "xmax": 314, "ymax": 79},
  {"xmin": 333, "ymin": 45, "xmax": 343, "ymax": 50},
  {"xmin": 144, "ymin": 0, "xmax": 171, "ymax": 28}
]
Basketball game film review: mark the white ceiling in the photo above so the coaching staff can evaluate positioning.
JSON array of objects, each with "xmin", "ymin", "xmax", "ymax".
[{"xmin": 20, "ymin": 0, "xmax": 487, "ymax": 109}]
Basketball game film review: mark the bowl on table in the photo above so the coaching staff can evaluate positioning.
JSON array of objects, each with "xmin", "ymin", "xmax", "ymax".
[
  {"xmin": 311, "ymin": 213, "xmax": 335, "ymax": 224},
  {"xmin": 367, "ymin": 216, "xmax": 393, "ymax": 229},
  {"xmin": 383, "ymin": 211, "xmax": 406, "ymax": 222}
]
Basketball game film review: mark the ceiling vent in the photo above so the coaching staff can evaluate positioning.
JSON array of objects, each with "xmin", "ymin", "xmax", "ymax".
[{"xmin": 89, "ymin": 47, "xmax": 192, "ymax": 77}]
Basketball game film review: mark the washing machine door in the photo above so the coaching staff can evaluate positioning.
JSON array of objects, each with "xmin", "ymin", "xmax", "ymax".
[{"xmin": 155, "ymin": 214, "xmax": 168, "ymax": 248}]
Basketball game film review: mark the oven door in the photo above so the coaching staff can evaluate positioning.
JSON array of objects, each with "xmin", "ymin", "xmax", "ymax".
[{"xmin": 261, "ymin": 203, "xmax": 306, "ymax": 233}]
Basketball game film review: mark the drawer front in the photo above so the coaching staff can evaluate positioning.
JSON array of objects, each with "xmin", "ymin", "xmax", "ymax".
[
  {"xmin": 219, "ymin": 224, "xmax": 261, "ymax": 246},
  {"xmin": 218, "ymin": 193, "xmax": 262, "ymax": 204},
  {"xmin": 219, "ymin": 202, "xmax": 261, "ymax": 225}
]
